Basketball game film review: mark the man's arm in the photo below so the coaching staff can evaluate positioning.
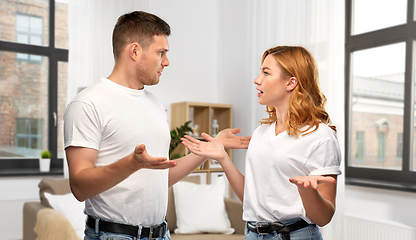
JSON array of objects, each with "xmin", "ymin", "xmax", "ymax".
[
  {"xmin": 66, "ymin": 144, "xmax": 176, "ymax": 202},
  {"xmin": 167, "ymin": 153, "xmax": 207, "ymax": 187}
]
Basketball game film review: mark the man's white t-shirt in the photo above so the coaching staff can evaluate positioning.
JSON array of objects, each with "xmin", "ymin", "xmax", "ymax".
[
  {"xmin": 64, "ymin": 78, "xmax": 170, "ymax": 226},
  {"xmin": 243, "ymin": 122, "xmax": 342, "ymax": 223}
]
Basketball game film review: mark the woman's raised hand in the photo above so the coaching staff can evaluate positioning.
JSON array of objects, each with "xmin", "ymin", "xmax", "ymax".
[
  {"xmin": 215, "ymin": 128, "xmax": 251, "ymax": 149},
  {"xmin": 181, "ymin": 133, "xmax": 229, "ymax": 162}
]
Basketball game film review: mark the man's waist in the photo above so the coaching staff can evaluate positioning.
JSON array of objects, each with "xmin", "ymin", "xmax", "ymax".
[
  {"xmin": 84, "ymin": 205, "xmax": 167, "ymax": 227},
  {"xmin": 86, "ymin": 215, "xmax": 167, "ymax": 239}
]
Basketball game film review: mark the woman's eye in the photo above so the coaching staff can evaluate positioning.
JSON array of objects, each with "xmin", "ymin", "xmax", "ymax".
[{"xmin": 263, "ymin": 71, "xmax": 269, "ymax": 76}]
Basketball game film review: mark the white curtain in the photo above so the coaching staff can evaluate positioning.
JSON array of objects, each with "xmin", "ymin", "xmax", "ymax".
[
  {"xmin": 247, "ymin": 1, "xmax": 345, "ymax": 239},
  {"xmin": 67, "ymin": 0, "xmax": 148, "ymax": 103}
]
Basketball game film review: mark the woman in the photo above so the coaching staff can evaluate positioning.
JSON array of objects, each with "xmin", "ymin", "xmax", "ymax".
[{"xmin": 182, "ymin": 46, "xmax": 341, "ymax": 240}]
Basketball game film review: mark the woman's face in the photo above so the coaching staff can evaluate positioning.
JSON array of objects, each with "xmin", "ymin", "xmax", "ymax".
[{"xmin": 254, "ymin": 55, "xmax": 291, "ymax": 107}]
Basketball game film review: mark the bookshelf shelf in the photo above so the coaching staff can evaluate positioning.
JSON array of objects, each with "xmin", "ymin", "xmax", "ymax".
[{"xmin": 170, "ymin": 101, "xmax": 233, "ymax": 197}]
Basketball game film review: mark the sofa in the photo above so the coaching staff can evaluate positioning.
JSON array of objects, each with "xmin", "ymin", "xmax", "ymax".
[{"xmin": 23, "ymin": 177, "xmax": 245, "ymax": 240}]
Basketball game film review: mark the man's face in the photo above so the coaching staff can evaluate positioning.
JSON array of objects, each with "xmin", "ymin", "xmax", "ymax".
[{"xmin": 135, "ymin": 35, "xmax": 170, "ymax": 88}]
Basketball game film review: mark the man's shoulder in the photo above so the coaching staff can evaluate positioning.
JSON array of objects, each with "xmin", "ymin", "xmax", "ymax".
[{"xmin": 72, "ymin": 79, "xmax": 110, "ymax": 103}]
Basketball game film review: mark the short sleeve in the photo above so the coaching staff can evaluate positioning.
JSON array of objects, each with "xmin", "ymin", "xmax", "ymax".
[
  {"xmin": 304, "ymin": 138, "xmax": 342, "ymax": 176},
  {"xmin": 63, "ymin": 101, "xmax": 102, "ymax": 150}
]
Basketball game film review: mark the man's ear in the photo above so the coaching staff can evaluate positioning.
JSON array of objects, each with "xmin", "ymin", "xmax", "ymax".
[
  {"xmin": 129, "ymin": 43, "xmax": 142, "ymax": 60},
  {"xmin": 286, "ymin": 77, "xmax": 298, "ymax": 91}
]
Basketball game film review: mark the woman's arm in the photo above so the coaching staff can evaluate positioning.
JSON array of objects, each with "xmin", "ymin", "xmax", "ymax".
[
  {"xmin": 168, "ymin": 128, "xmax": 249, "ymax": 187},
  {"xmin": 181, "ymin": 133, "xmax": 246, "ymax": 201},
  {"xmin": 289, "ymin": 175, "xmax": 338, "ymax": 226}
]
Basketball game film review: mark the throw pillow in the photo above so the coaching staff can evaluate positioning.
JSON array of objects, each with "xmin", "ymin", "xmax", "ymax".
[
  {"xmin": 44, "ymin": 192, "xmax": 85, "ymax": 238},
  {"xmin": 38, "ymin": 178, "xmax": 71, "ymax": 207},
  {"xmin": 173, "ymin": 176, "xmax": 235, "ymax": 234}
]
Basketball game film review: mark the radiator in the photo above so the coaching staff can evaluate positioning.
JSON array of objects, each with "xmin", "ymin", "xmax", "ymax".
[{"xmin": 345, "ymin": 214, "xmax": 416, "ymax": 240}]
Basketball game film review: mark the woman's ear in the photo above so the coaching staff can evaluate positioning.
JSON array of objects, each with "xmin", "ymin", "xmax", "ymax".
[{"xmin": 286, "ymin": 77, "xmax": 298, "ymax": 91}]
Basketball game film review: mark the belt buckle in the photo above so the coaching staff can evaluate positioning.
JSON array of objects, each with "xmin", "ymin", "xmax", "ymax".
[
  {"xmin": 270, "ymin": 221, "xmax": 285, "ymax": 231},
  {"xmin": 256, "ymin": 222, "xmax": 270, "ymax": 235},
  {"xmin": 148, "ymin": 226, "xmax": 155, "ymax": 240}
]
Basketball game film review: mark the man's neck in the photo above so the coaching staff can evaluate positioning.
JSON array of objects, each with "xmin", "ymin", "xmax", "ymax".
[{"xmin": 107, "ymin": 68, "xmax": 144, "ymax": 90}]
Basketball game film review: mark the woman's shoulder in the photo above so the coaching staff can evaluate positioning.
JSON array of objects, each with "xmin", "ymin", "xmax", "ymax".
[
  {"xmin": 317, "ymin": 123, "xmax": 336, "ymax": 133},
  {"xmin": 303, "ymin": 123, "xmax": 337, "ymax": 140},
  {"xmin": 254, "ymin": 122, "xmax": 274, "ymax": 133}
]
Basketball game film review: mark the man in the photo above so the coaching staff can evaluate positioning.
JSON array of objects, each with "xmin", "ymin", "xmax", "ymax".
[{"xmin": 64, "ymin": 11, "xmax": 250, "ymax": 240}]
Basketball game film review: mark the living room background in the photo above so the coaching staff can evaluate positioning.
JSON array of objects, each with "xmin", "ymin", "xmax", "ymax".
[{"xmin": 1, "ymin": 1, "xmax": 416, "ymax": 240}]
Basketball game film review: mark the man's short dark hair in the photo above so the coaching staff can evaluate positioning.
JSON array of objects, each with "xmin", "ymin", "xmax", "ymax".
[{"xmin": 112, "ymin": 11, "xmax": 171, "ymax": 61}]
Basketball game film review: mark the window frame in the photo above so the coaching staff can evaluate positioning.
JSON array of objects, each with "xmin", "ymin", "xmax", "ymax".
[
  {"xmin": 345, "ymin": 0, "xmax": 416, "ymax": 192},
  {"xmin": 0, "ymin": 0, "xmax": 68, "ymax": 176}
]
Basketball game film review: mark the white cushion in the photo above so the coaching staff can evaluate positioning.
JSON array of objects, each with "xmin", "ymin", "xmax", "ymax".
[
  {"xmin": 173, "ymin": 176, "xmax": 235, "ymax": 234},
  {"xmin": 44, "ymin": 192, "xmax": 85, "ymax": 238}
]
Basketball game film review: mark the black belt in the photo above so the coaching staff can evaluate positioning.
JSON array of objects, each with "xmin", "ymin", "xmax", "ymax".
[
  {"xmin": 247, "ymin": 219, "xmax": 310, "ymax": 240},
  {"xmin": 86, "ymin": 215, "xmax": 166, "ymax": 239}
]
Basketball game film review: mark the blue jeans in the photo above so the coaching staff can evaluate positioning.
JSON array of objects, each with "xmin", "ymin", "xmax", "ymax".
[
  {"xmin": 84, "ymin": 219, "xmax": 171, "ymax": 240},
  {"xmin": 244, "ymin": 218, "xmax": 322, "ymax": 240}
]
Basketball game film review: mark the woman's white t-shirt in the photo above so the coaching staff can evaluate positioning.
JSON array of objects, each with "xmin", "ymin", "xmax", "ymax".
[{"xmin": 243, "ymin": 122, "xmax": 342, "ymax": 223}]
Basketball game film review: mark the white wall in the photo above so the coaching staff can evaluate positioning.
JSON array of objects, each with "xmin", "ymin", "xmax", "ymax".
[
  {"xmin": 147, "ymin": 0, "xmax": 254, "ymax": 186},
  {"xmin": 345, "ymin": 185, "xmax": 416, "ymax": 226},
  {"xmin": 0, "ymin": 176, "xmax": 64, "ymax": 239},
  {"xmin": 146, "ymin": 0, "xmax": 219, "ymax": 113},
  {"xmin": 216, "ymin": 0, "xmax": 251, "ymax": 184}
]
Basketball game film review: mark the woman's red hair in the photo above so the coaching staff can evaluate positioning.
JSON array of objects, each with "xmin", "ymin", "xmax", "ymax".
[{"xmin": 259, "ymin": 46, "xmax": 336, "ymax": 136}]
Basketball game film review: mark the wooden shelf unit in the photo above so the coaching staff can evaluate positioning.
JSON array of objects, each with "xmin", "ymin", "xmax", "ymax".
[{"xmin": 170, "ymin": 101, "xmax": 233, "ymax": 186}]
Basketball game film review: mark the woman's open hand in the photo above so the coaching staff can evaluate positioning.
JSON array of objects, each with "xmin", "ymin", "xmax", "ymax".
[
  {"xmin": 215, "ymin": 128, "xmax": 251, "ymax": 149},
  {"xmin": 289, "ymin": 175, "xmax": 337, "ymax": 190},
  {"xmin": 181, "ymin": 133, "xmax": 229, "ymax": 162}
]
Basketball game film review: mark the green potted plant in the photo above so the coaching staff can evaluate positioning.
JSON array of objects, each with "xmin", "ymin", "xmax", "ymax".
[
  {"xmin": 39, "ymin": 150, "xmax": 52, "ymax": 172},
  {"xmin": 169, "ymin": 120, "xmax": 193, "ymax": 160}
]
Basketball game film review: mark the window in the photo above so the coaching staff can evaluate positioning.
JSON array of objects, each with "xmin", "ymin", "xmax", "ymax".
[
  {"xmin": 355, "ymin": 131, "xmax": 365, "ymax": 162},
  {"xmin": 352, "ymin": 0, "xmax": 407, "ymax": 35},
  {"xmin": 0, "ymin": 0, "xmax": 68, "ymax": 176},
  {"xmin": 377, "ymin": 132, "xmax": 386, "ymax": 162},
  {"xmin": 345, "ymin": 0, "xmax": 416, "ymax": 191},
  {"xmin": 397, "ymin": 133, "xmax": 403, "ymax": 161},
  {"xmin": 16, "ymin": 14, "xmax": 43, "ymax": 62},
  {"xmin": 16, "ymin": 118, "xmax": 44, "ymax": 151}
]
